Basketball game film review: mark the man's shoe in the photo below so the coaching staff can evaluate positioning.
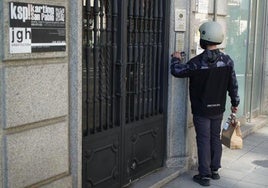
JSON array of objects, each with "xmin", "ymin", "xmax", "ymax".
[
  {"xmin": 211, "ymin": 170, "xmax": 220, "ymax": 180},
  {"xmin": 193, "ymin": 174, "xmax": 210, "ymax": 186}
]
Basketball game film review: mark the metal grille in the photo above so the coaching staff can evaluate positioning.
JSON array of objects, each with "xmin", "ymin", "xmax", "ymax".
[
  {"xmin": 82, "ymin": 0, "xmax": 119, "ymax": 135},
  {"xmin": 126, "ymin": 0, "xmax": 163, "ymax": 123},
  {"xmin": 82, "ymin": 0, "xmax": 168, "ymax": 187}
]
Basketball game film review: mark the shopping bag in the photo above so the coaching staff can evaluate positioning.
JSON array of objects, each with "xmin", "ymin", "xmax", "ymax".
[{"xmin": 221, "ymin": 113, "xmax": 243, "ymax": 149}]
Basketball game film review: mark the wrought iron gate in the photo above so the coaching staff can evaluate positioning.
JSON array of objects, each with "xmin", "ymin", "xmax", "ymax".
[{"xmin": 82, "ymin": 0, "xmax": 169, "ymax": 187}]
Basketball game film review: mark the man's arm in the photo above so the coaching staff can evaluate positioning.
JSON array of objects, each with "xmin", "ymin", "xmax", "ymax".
[
  {"xmin": 227, "ymin": 60, "xmax": 240, "ymax": 112},
  {"xmin": 170, "ymin": 51, "xmax": 191, "ymax": 78}
]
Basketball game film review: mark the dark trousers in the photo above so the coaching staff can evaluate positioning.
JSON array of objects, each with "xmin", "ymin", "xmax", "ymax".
[{"xmin": 193, "ymin": 114, "xmax": 223, "ymax": 176}]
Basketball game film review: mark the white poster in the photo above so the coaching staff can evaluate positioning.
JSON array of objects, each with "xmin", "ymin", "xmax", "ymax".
[
  {"xmin": 9, "ymin": 27, "xmax": 31, "ymax": 53},
  {"xmin": 9, "ymin": 2, "xmax": 66, "ymax": 54}
]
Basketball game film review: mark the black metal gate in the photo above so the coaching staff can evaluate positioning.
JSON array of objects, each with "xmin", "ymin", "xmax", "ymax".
[{"xmin": 82, "ymin": 1, "xmax": 169, "ymax": 187}]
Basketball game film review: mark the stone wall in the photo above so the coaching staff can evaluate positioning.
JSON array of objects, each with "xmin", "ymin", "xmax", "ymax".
[
  {"xmin": 166, "ymin": 0, "xmax": 190, "ymax": 168},
  {"xmin": 0, "ymin": 0, "xmax": 82, "ymax": 187},
  {"xmin": 0, "ymin": 0, "xmax": 4, "ymax": 185}
]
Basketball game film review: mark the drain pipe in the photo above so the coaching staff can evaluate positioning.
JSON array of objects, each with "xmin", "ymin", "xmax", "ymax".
[{"xmin": 213, "ymin": 0, "xmax": 217, "ymax": 21}]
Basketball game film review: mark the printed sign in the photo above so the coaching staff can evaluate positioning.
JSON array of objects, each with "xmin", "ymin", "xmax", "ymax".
[{"xmin": 9, "ymin": 2, "xmax": 66, "ymax": 54}]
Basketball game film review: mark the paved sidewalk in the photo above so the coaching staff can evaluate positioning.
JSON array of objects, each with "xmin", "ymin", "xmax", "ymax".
[{"xmin": 163, "ymin": 125, "xmax": 268, "ymax": 188}]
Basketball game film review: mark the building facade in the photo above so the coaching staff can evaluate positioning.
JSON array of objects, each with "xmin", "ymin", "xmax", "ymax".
[{"xmin": 0, "ymin": 0, "xmax": 267, "ymax": 187}]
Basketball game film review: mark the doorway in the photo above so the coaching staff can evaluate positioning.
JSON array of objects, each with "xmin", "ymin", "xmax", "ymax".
[{"xmin": 82, "ymin": 0, "xmax": 170, "ymax": 187}]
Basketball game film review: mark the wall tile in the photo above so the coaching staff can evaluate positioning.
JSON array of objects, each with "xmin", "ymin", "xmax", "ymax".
[
  {"xmin": 5, "ymin": 122, "xmax": 69, "ymax": 188},
  {"xmin": 41, "ymin": 176, "xmax": 72, "ymax": 188},
  {"xmin": 4, "ymin": 63, "xmax": 68, "ymax": 128}
]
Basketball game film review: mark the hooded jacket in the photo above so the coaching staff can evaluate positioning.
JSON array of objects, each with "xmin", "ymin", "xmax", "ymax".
[{"xmin": 170, "ymin": 49, "xmax": 240, "ymax": 116}]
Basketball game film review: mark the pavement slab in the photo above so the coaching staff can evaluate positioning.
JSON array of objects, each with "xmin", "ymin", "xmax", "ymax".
[{"xmin": 163, "ymin": 124, "xmax": 268, "ymax": 188}]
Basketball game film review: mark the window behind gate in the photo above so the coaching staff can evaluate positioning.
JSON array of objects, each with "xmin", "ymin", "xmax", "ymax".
[
  {"xmin": 82, "ymin": 0, "xmax": 120, "ymax": 135},
  {"xmin": 126, "ymin": 0, "xmax": 164, "ymax": 123}
]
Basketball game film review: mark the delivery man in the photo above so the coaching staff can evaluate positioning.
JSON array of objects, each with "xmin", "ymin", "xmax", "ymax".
[{"xmin": 170, "ymin": 21, "xmax": 240, "ymax": 186}]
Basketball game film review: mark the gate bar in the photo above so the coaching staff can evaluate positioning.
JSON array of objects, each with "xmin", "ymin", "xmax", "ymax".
[{"xmin": 93, "ymin": 0, "xmax": 99, "ymax": 133}]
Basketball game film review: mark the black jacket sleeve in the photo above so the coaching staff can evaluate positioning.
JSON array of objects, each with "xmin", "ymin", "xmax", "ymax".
[
  {"xmin": 227, "ymin": 58, "xmax": 240, "ymax": 107},
  {"xmin": 170, "ymin": 57, "xmax": 192, "ymax": 78}
]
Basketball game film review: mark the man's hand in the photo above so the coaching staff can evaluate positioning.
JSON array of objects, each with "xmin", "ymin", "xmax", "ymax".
[
  {"xmin": 171, "ymin": 51, "xmax": 182, "ymax": 60},
  {"xmin": 231, "ymin": 106, "xmax": 238, "ymax": 113}
]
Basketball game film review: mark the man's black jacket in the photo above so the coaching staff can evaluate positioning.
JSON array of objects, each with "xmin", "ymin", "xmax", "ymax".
[{"xmin": 170, "ymin": 49, "xmax": 240, "ymax": 116}]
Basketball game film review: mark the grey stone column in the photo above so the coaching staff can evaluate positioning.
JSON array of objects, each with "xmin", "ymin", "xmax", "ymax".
[
  {"xmin": 166, "ymin": 0, "xmax": 191, "ymax": 168},
  {"xmin": 69, "ymin": 0, "xmax": 83, "ymax": 187},
  {"xmin": 262, "ymin": 3, "xmax": 268, "ymax": 115},
  {"xmin": 0, "ymin": 0, "xmax": 4, "ymax": 186}
]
